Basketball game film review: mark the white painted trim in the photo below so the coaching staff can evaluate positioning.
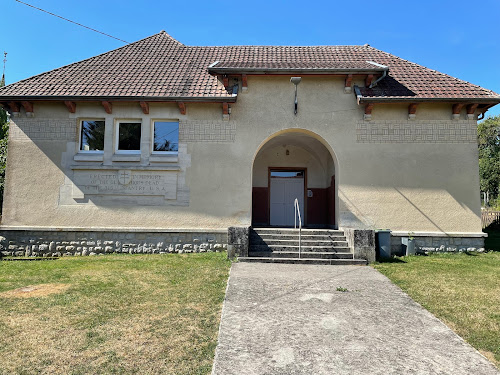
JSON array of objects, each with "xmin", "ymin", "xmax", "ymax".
[
  {"xmin": 78, "ymin": 118, "xmax": 106, "ymax": 152},
  {"xmin": 150, "ymin": 118, "xmax": 179, "ymax": 155},
  {"xmin": 114, "ymin": 119, "xmax": 142, "ymax": 153}
]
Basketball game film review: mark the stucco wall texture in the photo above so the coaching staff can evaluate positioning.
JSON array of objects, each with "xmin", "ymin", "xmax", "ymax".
[{"xmin": 2, "ymin": 76, "xmax": 483, "ymax": 234}]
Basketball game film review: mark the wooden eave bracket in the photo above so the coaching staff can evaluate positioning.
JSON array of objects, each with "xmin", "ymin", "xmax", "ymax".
[
  {"xmin": 139, "ymin": 101, "xmax": 149, "ymax": 114},
  {"xmin": 344, "ymin": 74, "xmax": 353, "ymax": 94},
  {"xmin": 242, "ymin": 74, "xmax": 248, "ymax": 92},
  {"xmin": 222, "ymin": 102, "xmax": 230, "ymax": 121},
  {"xmin": 64, "ymin": 101, "xmax": 76, "ymax": 113},
  {"xmin": 222, "ymin": 75, "xmax": 229, "ymax": 88},
  {"xmin": 466, "ymin": 103, "xmax": 478, "ymax": 120},
  {"xmin": 365, "ymin": 74, "xmax": 374, "ymax": 87},
  {"xmin": 364, "ymin": 103, "xmax": 374, "ymax": 121},
  {"xmin": 177, "ymin": 102, "xmax": 186, "ymax": 115},
  {"xmin": 8, "ymin": 102, "xmax": 20, "ymax": 117},
  {"xmin": 21, "ymin": 101, "xmax": 33, "ymax": 112},
  {"xmin": 408, "ymin": 103, "xmax": 418, "ymax": 120},
  {"xmin": 20, "ymin": 101, "xmax": 34, "ymax": 117},
  {"xmin": 452, "ymin": 103, "xmax": 463, "ymax": 120},
  {"xmin": 102, "ymin": 101, "xmax": 112, "ymax": 114}
]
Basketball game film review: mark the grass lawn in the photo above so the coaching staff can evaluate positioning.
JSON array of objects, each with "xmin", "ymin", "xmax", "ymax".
[
  {"xmin": 373, "ymin": 252, "xmax": 500, "ymax": 368},
  {"xmin": 0, "ymin": 253, "xmax": 231, "ymax": 375}
]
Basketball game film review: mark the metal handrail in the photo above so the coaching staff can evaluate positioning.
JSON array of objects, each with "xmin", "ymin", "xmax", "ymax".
[{"xmin": 294, "ymin": 198, "xmax": 302, "ymax": 258}]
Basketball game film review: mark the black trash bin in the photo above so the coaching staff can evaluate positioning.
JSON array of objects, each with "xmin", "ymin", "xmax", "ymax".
[{"xmin": 375, "ymin": 230, "xmax": 391, "ymax": 259}]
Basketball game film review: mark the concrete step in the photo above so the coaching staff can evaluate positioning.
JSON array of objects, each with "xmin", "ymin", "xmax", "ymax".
[
  {"xmin": 238, "ymin": 257, "xmax": 367, "ymax": 266},
  {"xmin": 251, "ymin": 234, "xmax": 347, "ymax": 241},
  {"xmin": 250, "ymin": 239, "xmax": 349, "ymax": 247},
  {"xmin": 249, "ymin": 251, "xmax": 354, "ymax": 259},
  {"xmin": 249, "ymin": 244, "xmax": 351, "ymax": 252},
  {"xmin": 252, "ymin": 228, "xmax": 344, "ymax": 236}
]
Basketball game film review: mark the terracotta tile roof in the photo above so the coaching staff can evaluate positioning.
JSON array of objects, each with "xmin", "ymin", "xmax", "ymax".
[
  {"xmin": 0, "ymin": 31, "xmax": 498, "ymax": 103},
  {"xmin": 355, "ymin": 48, "xmax": 500, "ymax": 102},
  {"xmin": 210, "ymin": 60, "xmax": 380, "ymax": 70}
]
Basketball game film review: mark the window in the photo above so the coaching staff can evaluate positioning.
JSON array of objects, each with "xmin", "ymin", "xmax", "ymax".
[
  {"xmin": 117, "ymin": 122, "xmax": 141, "ymax": 152},
  {"xmin": 80, "ymin": 120, "xmax": 105, "ymax": 151},
  {"xmin": 153, "ymin": 121, "xmax": 179, "ymax": 153},
  {"xmin": 271, "ymin": 171, "xmax": 304, "ymax": 178}
]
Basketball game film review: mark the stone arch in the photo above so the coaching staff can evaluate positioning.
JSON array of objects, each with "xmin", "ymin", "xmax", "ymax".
[{"xmin": 251, "ymin": 129, "xmax": 338, "ymax": 228}]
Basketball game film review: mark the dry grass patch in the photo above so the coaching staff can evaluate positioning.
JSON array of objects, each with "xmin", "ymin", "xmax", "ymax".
[
  {"xmin": 0, "ymin": 253, "xmax": 231, "ymax": 375},
  {"xmin": 373, "ymin": 252, "xmax": 500, "ymax": 368},
  {"xmin": 0, "ymin": 283, "xmax": 70, "ymax": 298}
]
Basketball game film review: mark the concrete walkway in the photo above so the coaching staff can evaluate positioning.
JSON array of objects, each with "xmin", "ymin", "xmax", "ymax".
[{"xmin": 212, "ymin": 263, "xmax": 499, "ymax": 375}]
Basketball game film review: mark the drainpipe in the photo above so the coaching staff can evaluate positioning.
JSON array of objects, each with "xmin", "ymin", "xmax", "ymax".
[
  {"xmin": 366, "ymin": 61, "xmax": 389, "ymax": 88},
  {"xmin": 354, "ymin": 85, "xmax": 363, "ymax": 105}
]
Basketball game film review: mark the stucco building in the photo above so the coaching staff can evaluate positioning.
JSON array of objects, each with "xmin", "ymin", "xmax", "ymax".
[{"xmin": 0, "ymin": 31, "xmax": 499, "ymax": 261}]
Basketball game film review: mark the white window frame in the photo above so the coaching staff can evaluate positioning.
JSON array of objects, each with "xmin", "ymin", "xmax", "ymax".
[
  {"xmin": 115, "ymin": 119, "xmax": 142, "ymax": 154},
  {"xmin": 78, "ymin": 118, "xmax": 105, "ymax": 153},
  {"xmin": 151, "ymin": 119, "xmax": 179, "ymax": 155}
]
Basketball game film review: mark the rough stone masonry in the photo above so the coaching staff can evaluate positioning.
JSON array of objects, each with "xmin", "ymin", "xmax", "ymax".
[{"xmin": 0, "ymin": 229, "xmax": 228, "ymax": 257}]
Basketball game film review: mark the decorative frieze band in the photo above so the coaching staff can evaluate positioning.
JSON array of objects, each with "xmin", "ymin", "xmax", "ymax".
[
  {"xmin": 356, "ymin": 121, "xmax": 477, "ymax": 144},
  {"xmin": 10, "ymin": 118, "xmax": 77, "ymax": 141},
  {"xmin": 10, "ymin": 118, "xmax": 236, "ymax": 143},
  {"xmin": 179, "ymin": 120, "xmax": 235, "ymax": 143}
]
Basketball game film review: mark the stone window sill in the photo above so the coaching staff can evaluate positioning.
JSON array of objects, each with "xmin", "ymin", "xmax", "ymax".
[
  {"xmin": 74, "ymin": 153, "xmax": 104, "ymax": 162},
  {"xmin": 71, "ymin": 165, "xmax": 180, "ymax": 171},
  {"xmin": 149, "ymin": 154, "xmax": 179, "ymax": 163},
  {"xmin": 112, "ymin": 154, "xmax": 141, "ymax": 162}
]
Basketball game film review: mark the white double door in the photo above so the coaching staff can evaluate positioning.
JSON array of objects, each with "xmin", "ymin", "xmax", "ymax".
[{"xmin": 270, "ymin": 176, "xmax": 305, "ymax": 226}]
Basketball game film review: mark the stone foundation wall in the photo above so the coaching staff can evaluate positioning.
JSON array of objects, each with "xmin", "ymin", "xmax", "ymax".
[
  {"xmin": 0, "ymin": 229, "xmax": 228, "ymax": 257},
  {"xmin": 390, "ymin": 235, "xmax": 485, "ymax": 256},
  {"xmin": 227, "ymin": 226, "xmax": 250, "ymax": 258},
  {"xmin": 343, "ymin": 228, "xmax": 376, "ymax": 262}
]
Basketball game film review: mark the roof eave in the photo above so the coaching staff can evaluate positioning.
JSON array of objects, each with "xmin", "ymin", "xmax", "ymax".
[
  {"xmin": 0, "ymin": 95, "xmax": 238, "ymax": 103},
  {"xmin": 357, "ymin": 96, "xmax": 500, "ymax": 104},
  {"xmin": 208, "ymin": 67, "xmax": 386, "ymax": 75}
]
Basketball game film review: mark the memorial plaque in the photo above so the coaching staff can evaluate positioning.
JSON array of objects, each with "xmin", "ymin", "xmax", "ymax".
[{"xmin": 72, "ymin": 169, "xmax": 177, "ymax": 200}]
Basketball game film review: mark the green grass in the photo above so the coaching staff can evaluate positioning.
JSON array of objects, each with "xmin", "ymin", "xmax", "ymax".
[
  {"xmin": 373, "ymin": 252, "xmax": 500, "ymax": 367},
  {"xmin": 0, "ymin": 253, "xmax": 231, "ymax": 375}
]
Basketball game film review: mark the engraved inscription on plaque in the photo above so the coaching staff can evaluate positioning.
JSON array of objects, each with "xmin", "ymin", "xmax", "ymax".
[
  {"xmin": 118, "ymin": 170, "xmax": 132, "ymax": 185},
  {"xmin": 72, "ymin": 170, "xmax": 177, "ymax": 200}
]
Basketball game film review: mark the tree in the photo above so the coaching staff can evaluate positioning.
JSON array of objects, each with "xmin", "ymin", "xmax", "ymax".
[
  {"xmin": 82, "ymin": 120, "xmax": 105, "ymax": 150},
  {"xmin": 0, "ymin": 107, "xmax": 8, "ymax": 213},
  {"xmin": 478, "ymin": 115, "xmax": 500, "ymax": 205}
]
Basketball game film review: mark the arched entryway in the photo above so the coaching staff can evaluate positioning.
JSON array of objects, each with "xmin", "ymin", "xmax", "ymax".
[{"xmin": 251, "ymin": 129, "xmax": 337, "ymax": 228}]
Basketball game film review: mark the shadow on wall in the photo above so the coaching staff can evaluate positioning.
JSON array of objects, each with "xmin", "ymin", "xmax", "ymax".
[
  {"xmin": 4, "ymin": 108, "xmax": 249, "ymax": 225},
  {"xmin": 5, "ymin": 106, "xmax": 482, "ymax": 231},
  {"xmin": 338, "ymin": 186, "xmax": 480, "ymax": 232}
]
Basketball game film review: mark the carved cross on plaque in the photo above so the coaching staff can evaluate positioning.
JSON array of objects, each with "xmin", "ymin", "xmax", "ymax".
[{"xmin": 118, "ymin": 170, "xmax": 132, "ymax": 185}]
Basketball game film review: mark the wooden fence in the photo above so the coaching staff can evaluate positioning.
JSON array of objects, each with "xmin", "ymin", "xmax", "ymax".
[{"xmin": 481, "ymin": 210, "xmax": 500, "ymax": 229}]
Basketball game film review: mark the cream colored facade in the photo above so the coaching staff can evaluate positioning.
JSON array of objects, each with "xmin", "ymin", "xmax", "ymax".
[{"xmin": 2, "ymin": 76, "xmax": 483, "ymax": 234}]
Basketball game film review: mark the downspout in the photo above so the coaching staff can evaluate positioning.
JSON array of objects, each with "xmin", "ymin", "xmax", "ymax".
[
  {"xmin": 366, "ymin": 61, "xmax": 389, "ymax": 88},
  {"xmin": 478, "ymin": 104, "xmax": 494, "ymax": 121},
  {"xmin": 354, "ymin": 85, "xmax": 363, "ymax": 105}
]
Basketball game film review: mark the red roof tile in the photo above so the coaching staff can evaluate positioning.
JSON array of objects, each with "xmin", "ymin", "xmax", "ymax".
[{"xmin": 0, "ymin": 31, "xmax": 498, "ymax": 103}]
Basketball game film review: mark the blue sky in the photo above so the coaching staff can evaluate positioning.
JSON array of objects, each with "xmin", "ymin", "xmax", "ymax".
[{"xmin": 2, "ymin": 0, "xmax": 499, "ymax": 118}]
